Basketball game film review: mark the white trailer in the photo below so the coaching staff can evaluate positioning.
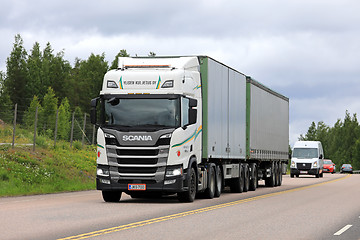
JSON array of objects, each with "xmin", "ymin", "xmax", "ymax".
[{"xmin": 91, "ymin": 56, "xmax": 289, "ymax": 202}]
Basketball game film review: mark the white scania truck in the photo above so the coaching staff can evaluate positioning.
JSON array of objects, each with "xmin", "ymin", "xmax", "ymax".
[{"xmin": 91, "ymin": 56, "xmax": 289, "ymax": 202}]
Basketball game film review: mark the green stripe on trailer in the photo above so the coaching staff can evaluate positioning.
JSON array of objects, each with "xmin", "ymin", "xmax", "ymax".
[{"xmin": 199, "ymin": 56, "xmax": 208, "ymax": 159}]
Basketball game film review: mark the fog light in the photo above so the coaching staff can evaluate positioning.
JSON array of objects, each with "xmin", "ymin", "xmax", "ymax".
[
  {"xmin": 100, "ymin": 179, "xmax": 110, "ymax": 184},
  {"xmin": 164, "ymin": 179, "xmax": 176, "ymax": 185}
]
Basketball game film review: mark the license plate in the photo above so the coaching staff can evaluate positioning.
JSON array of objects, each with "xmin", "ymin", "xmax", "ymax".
[
  {"xmin": 300, "ymin": 171, "xmax": 308, "ymax": 174},
  {"xmin": 128, "ymin": 184, "xmax": 146, "ymax": 191}
]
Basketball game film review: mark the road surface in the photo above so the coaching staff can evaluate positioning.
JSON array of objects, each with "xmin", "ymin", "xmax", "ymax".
[{"xmin": 0, "ymin": 173, "xmax": 359, "ymax": 240}]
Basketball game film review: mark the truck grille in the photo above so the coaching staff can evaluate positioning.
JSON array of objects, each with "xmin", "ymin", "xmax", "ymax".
[
  {"xmin": 297, "ymin": 163, "xmax": 311, "ymax": 170},
  {"xmin": 105, "ymin": 135, "xmax": 170, "ymax": 181}
]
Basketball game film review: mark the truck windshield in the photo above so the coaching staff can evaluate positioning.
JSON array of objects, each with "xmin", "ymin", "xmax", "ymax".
[
  {"xmin": 292, "ymin": 148, "xmax": 318, "ymax": 159},
  {"xmin": 103, "ymin": 97, "xmax": 180, "ymax": 129}
]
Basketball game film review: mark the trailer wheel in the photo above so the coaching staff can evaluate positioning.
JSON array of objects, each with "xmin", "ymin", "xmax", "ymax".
[
  {"xmin": 274, "ymin": 162, "xmax": 280, "ymax": 187},
  {"xmin": 214, "ymin": 165, "xmax": 222, "ymax": 197},
  {"xmin": 265, "ymin": 162, "xmax": 275, "ymax": 187},
  {"xmin": 178, "ymin": 167, "xmax": 197, "ymax": 202},
  {"xmin": 243, "ymin": 164, "xmax": 250, "ymax": 192},
  {"xmin": 249, "ymin": 163, "xmax": 257, "ymax": 191},
  {"xmin": 102, "ymin": 191, "xmax": 122, "ymax": 202},
  {"xmin": 278, "ymin": 163, "xmax": 283, "ymax": 186},
  {"xmin": 230, "ymin": 164, "xmax": 244, "ymax": 193},
  {"xmin": 204, "ymin": 165, "xmax": 216, "ymax": 199}
]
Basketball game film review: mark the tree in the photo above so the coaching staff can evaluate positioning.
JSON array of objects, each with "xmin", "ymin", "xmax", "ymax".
[
  {"xmin": 75, "ymin": 53, "xmax": 108, "ymax": 112},
  {"xmin": 27, "ymin": 42, "xmax": 43, "ymax": 98},
  {"xmin": 148, "ymin": 52, "xmax": 156, "ymax": 57},
  {"xmin": 298, "ymin": 121, "xmax": 316, "ymax": 141},
  {"xmin": 57, "ymin": 97, "xmax": 71, "ymax": 140},
  {"xmin": 5, "ymin": 34, "xmax": 29, "ymax": 115},
  {"xmin": 0, "ymin": 71, "xmax": 13, "ymax": 123},
  {"xmin": 23, "ymin": 96, "xmax": 42, "ymax": 130},
  {"xmin": 49, "ymin": 50, "xmax": 72, "ymax": 101},
  {"xmin": 110, "ymin": 49, "xmax": 130, "ymax": 69},
  {"xmin": 41, "ymin": 87, "xmax": 58, "ymax": 137}
]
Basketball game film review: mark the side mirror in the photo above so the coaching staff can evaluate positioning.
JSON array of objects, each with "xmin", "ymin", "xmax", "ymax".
[
  {"xmin": 90, "ymin": 98, "xmax": 99, "ymax": 125},
  {"xmin": 189, "ymin": 109, "xmax": 197, "ymax": 125},
  {"xmin": 189, "ymin": 98, "xmax": 197, "ymax": 107},
  {"xmin": 319, "ymin": 154, "xmax": 323, "ymax": 159}
]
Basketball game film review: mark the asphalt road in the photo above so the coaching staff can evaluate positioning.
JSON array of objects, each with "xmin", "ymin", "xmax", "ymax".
[{"xmin": 0, "ymin": 173, "xmax": 359, "ymax": 240}]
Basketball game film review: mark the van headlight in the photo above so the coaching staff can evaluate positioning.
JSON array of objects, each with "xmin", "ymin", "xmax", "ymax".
[
  {"xmin": 313, "ymin": 161, "xmax": 318, "ymax": 168},
  {"xmin": 291, "ymin": 161, "xmax": 295, "ymax": 168}
]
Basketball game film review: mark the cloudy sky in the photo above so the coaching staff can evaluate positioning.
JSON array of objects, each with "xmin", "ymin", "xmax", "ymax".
[{"xmin": 1, "ymin": 0, "xmax": 360, "ymax": 145}]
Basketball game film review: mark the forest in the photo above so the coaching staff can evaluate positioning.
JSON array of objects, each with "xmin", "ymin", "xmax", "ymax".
[
  {"xmin": 299, "ymin": 111, "xmax": 360, "ymax": 170},
  {"xmin": 0, "ymin": 34, "xmax": 148, "ymax": 141}
]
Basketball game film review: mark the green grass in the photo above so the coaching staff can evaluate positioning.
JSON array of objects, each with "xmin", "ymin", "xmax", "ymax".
[{"xmin": 0, "ymin": 123, "xmax": 96, "ymax": 197}]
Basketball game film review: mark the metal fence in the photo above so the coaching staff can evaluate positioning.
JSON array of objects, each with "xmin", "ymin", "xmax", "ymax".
[{"xmin": 1, "ymin": 103, "xmax": 96, "ymax": 150}]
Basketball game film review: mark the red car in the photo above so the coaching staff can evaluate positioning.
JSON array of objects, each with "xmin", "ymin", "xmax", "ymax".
[{"xmin": 323, "ymin": 159, "xmax": 336, "ymax": 174}]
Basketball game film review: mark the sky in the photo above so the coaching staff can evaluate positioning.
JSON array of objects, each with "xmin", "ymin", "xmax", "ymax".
[{"xmin": 1, "ymin": 0, "xmax": 360, "ymax": 146}]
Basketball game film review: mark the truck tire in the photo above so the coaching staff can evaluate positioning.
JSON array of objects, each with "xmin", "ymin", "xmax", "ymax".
[
  {"xmin": 178, "ymin": 167, "xmax": 197, "ymax": 202},
  {"xmin": 278, "ymin": 163, "xmax": 283, "ymax": 186},
  {"xmin": 204, "ymin": 165, "xmax": 216, "ymax": 199},
  {"xmin": 265, "ymin": 162, "xmax": 275, "ymax": 187},
  {"xmin": 249, "ymin": 163, "xmax": 257, "ymax": 191},
  {"xmin": 230, "ymin": 164, "xmax": 244, "ymax": 193},
  {"xmin": 243, "ymin": 164, "xmax": 250, "ymax": 192},
  {"xmin": 214, "ymin": 165, "xmax": 222, "ymax": 197},
  {"xmin": 102, "ymin": 191, "xmax": 122, "ymax": 202}
]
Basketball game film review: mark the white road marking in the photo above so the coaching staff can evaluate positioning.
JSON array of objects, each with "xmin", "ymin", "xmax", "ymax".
[{"xmin": 334, "ymin": 225, "xmax": 352, "ymax": 236}]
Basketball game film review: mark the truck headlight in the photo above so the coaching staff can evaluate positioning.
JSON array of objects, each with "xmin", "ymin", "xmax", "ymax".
[
  {"xmin": 166, "ymin": 166, "xmax": 183, "ymax": 177},
  {"xmin": 291, "ymin": 161, "xmax": 295, "ymax": 168},
  {"xmin": 313, "ymin": 161, "xmax": 318, "ymax": 168},
  {"xmin": 97, "ymin": 168, "xmax": 110, "ymax": 177}
]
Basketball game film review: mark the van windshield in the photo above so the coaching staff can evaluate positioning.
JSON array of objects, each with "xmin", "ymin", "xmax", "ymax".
[{"xmin": 292, "ymin": 148, "xmax": 318, "ymax": 159}]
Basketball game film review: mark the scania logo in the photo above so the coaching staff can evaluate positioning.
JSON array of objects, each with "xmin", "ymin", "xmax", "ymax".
[{"xmin": 122, "ymin": 135, "xmax": 153, "ymax": 141}]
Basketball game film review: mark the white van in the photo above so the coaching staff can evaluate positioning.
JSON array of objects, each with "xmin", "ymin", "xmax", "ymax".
[{"xmin": 290, "ymin": 141, "xmax": 324, "ymax": 178}]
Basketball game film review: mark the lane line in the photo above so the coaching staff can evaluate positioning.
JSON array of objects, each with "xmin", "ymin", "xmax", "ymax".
[
  {"xmin": 334, "ymin": 225, "xmax": 352, "ymax": 236},
  {"xmin": 58, "ymin": 174, "xmax": 351, "ymax": 240}
]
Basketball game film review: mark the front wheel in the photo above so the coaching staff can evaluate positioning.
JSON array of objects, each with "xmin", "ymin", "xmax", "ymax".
[
  {"xmin": 178, "ymin": 167, "xmax": 197, "ymax": 202},
  {"xmin": 102, "ymin": 191, "xmax": 122, "ymax": 202}
]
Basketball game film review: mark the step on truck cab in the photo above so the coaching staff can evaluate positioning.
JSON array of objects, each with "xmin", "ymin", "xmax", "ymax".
[
  {"xmin": 91, "ymin": 56, "xmax": 289, "ymax": 203},
  {"xmin": 290, "ymin": 141, "xmax": 324, "ymax": 178}
]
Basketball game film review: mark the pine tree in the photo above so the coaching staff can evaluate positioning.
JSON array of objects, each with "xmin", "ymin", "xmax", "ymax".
[
  {"xmin": 57, "ymin": 97, "xmax": 71, "ymax": 140},
  {"xmin": 41, "ymin": 87, "xmax": 58, "ymax": 137},
  {"xmin": 110, "ymin": 49, "xmax": 130, "ymax": 69},
  {"xmin": 5, "ymin": 34, "xmax": 29, "ymax": 116}
]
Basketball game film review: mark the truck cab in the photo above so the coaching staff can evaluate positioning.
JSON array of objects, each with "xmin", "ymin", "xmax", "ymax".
[{"xmin": 290, "ymin": 141, "xmax": 324, "ymax": 178}]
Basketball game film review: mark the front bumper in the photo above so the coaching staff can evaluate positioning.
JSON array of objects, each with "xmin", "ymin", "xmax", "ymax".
[
  {"xmin": 97, "ymin": 170, "xmax": 188, "ymax": 194},
  {"xmin": 291, "ymin": 168, "xmax": 320, "ymax": 175}
]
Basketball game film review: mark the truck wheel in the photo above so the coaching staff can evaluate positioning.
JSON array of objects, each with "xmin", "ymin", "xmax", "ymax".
[
  {"xmin": 243, "ymin": 164, "xmax": 250, "ymax": 192},
  {"xmin": 102, "ymin": 191, "xmax": 122, "ymax": 202},
  {"xmin": 214, "ymin": 165, "xmax": 222, "ymax": 197},
  {"xmin": 274, "ymin": 162, "xmax": 279, "ymax": 186},
  {"xmin": 265, "ymin": 162, "xmax": 275, "ymax": 187},
  {"xmin": 178, "ymin": 167, "xmax": 197, "ymax": 202},
  {"xmin": 204, "ymin": 165, "xmax": 216, "ymax": 199},
  {"xmin": 230, "ymin": 164, "xmax": 244, "ymax": 193},
  {"xmin": 290, "ymin": 173, "xmax": 294, "ymax": 178},
  {"xmin": 278, "ymin": 163, "xmax": 283, "ymax": 186},
  {"xmin": 249, "ymin": 163, "xmax": 257, "ymax": 191}
]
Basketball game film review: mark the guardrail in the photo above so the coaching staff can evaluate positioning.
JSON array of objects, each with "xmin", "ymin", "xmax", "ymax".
[{"xmin": 353, "ymin": 170, "xmax": 360, "ymax": 174}]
